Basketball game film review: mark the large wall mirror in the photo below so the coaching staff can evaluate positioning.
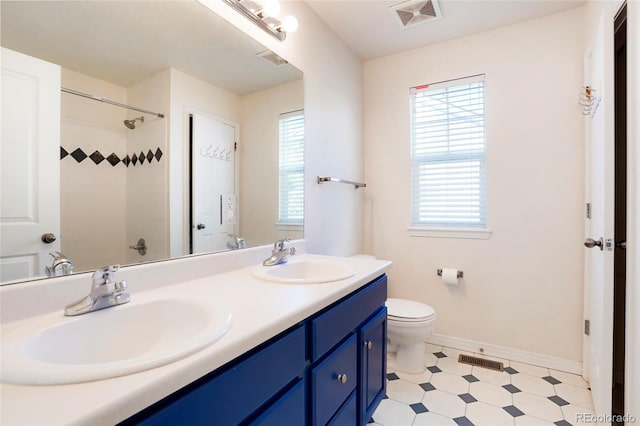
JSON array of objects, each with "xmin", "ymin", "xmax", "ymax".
[{"xmin": 0, "ymin": 1, "xmax": 304, "ymax": 285}]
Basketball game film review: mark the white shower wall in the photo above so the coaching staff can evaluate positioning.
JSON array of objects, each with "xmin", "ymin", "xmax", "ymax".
[
  {"xmin": 60, "ymin": 69, "xmax": 128, "ymax": 272},
  {"xmin": 126, "ymin": 70, "xmax": 170, "ymax": 265},
  {"xmin": 60, "ymin": 68, "xmax": 169, "ymax": 272}
]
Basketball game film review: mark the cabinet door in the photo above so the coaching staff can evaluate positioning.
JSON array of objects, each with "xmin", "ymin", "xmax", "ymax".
[
  {"xmin": 328, "ymin": 390, "xmax": 357, "ymax": 426},
  {"xmin": 250, "ymin": 379, "xmax": 305, "ymax": 426},
  {"xmin": 359, "ymin": 307, "xmax": 387, "ymax": 425}
]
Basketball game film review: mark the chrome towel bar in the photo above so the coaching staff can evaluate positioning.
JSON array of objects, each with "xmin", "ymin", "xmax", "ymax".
[{"xmin": 317, "ymin": 176, "xmax": 366, "ymax": 189}]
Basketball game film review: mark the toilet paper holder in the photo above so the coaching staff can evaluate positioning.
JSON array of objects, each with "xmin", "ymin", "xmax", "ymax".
[{"xmin": 437, "ymin": 269, "xmax": 463, "ymax": 278}]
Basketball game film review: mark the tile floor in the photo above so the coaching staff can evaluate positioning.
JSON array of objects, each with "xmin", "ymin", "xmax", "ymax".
[{"xmin": 371, "ymin": 344, "xmax": 595, "ymax": 426}]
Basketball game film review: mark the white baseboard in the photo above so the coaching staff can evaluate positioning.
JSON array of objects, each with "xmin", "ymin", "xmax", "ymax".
[{"xmin": 427, "ymin": 333, "xmax": 583, "ymax": 375}]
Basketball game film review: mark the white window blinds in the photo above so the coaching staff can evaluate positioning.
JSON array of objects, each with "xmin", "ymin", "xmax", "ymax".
[
  {"xmin": 278, "ymin": 110, "xmax": 304, "ymax": 224},
  {"xmin": 410, "ymin": 74, "xmax": 487, "ymax": 228}
]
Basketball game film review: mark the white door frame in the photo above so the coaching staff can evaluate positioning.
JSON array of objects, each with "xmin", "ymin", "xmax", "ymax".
[
  {"xmin": 184, "ymin": 108, "xmax": 240, "ymax": 253},
  {"xmin": 583, "ymin": 8, "xmax": 616, "ymax": 420}
]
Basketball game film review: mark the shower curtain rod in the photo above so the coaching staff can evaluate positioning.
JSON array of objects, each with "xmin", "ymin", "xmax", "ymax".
[{"xmin": 61, "ymin": 87, "xmax": 165, "ymax": 118}]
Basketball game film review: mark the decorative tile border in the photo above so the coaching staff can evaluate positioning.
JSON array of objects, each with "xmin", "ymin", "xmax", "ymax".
[{"xmin": 60, "ymin": 146, "xmax": 163, "ymax": 167}]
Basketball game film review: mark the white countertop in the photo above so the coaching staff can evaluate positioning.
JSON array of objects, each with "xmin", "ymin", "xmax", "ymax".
[{"xmin": 0, "ymin": 253, "xmax": 391, "ymax": 425}]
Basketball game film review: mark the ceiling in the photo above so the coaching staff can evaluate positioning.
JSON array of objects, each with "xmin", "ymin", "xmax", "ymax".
[
  {"xmin": 0, "ymin": 1, "xmax": 301, "ymax": 94},
  {"xmin": 306, "ymin": 0, "xmax": 586, "ymax": 60}
]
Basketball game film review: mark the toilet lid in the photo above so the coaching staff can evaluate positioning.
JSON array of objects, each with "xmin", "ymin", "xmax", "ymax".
[{"xmin": 386, "ymin": 298, "xmax": 436, "ymax": 321}]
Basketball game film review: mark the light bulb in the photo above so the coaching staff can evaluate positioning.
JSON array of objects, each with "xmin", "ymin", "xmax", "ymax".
[
  {"xmin": 263, "ymin": 0, "xmax": 281, "ymax": 18},
  {"xmin": 281, "ymin": 15, "xmax": 298, "ymax": 33}
]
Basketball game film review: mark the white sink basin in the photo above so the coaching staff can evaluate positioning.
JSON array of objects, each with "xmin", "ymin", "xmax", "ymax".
[
  {"xmin": 1, "ymin": 297, "xmax": 232, "ymax": 385},
  {"xmin": 252, "ymin": 258, "xmax": 356, "ymax": 284}
]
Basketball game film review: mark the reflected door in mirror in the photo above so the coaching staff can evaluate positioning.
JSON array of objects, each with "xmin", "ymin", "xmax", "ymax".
[
  {"xmin": 1, "ymin": 48, "xmax": 61, "ymax": 283},
  {"xmin": 190, "ymin": 113, "xmax": 237, "ymax": 254}
]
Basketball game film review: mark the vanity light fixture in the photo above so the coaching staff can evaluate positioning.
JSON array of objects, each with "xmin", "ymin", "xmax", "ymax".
[{"xmin": 220, "ymin": 0, "xmax": 298, "ymax": 41}]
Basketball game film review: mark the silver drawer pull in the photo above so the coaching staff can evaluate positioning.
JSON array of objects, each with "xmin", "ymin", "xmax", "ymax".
[
  {"xmin": 365, "ymin": 340, "xmax": 373, "ymax": 350},
  {"xmin": 337, "ymin": 374, "xmax": 348, "ymax": 384}
]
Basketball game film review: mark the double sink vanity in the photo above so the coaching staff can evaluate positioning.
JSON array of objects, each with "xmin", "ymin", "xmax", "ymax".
[{"xmin": 0, "ymin": 242, "xmax": 391, "ymax": 425}]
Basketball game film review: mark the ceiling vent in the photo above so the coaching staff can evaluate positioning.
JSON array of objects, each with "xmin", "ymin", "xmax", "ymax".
[
  {"xmin": 256, "ymin": 49, "xmax": 289, "ymax": 67},
  {"xmin": 390, "ymin": 0, "xmax": 442, "ymax": 28}
]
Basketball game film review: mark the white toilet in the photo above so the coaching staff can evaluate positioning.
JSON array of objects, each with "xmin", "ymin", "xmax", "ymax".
[{"xmin": 386, "ymin": 298, "xmax": 437, "ymax": 374}]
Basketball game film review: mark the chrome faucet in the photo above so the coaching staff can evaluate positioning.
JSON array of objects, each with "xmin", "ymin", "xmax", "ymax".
[
  {"xmin": 263, "ymin": 239, "xmax": 296, "ymax": 266},
  {"xmin": 64, "ymin": 265, "xmax": 130, "ymax": 316},
  {"xmin": 45, "ymin": 251, "xmax": 74, "ymax": 277},
  {"xmin": 226, "ymin": 234, "xmax": 246, "ymax": 250}
]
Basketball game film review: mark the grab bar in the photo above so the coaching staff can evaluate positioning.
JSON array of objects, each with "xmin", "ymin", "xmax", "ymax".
[{"xmin": 317, "ymin": 176, "xmax": 366, "ymax": 189}]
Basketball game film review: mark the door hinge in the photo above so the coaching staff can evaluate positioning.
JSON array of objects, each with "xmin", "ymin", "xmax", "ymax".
[
  {"xmin": 234, "ymin": 142, "xmax": 237, "ymax": 152},
  {"xmin": 586, "ymin": 203, "xmax": 591, "ymax": 219},
  {"xmin": 584, "ymin": 319, "xmax": 590, "ymax": 336}
]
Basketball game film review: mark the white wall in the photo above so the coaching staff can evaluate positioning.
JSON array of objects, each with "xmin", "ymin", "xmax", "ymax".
[
  {"xmin": 126, "ymin": 70, "xmax": 170, "ymax": 264},
  {"xmin": 364, "ymin": 8, "xmax": 585, "ymax": 362},
  {"xmin": 60, "ymin": 69, "xmax": 128, "ymax": 272},
  {"xmin": 198, "ymin": 0, "xmax": 364, "ymax": 256},
  {"xmin": 240, "ymin": 79, "xmax": 304, "ymax": 246},
  {"xmin": 168, "ymin": 68, "xmax": 241, "ymax": 257}
]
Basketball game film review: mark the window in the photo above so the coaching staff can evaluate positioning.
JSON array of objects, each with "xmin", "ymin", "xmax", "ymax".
[
  {"xmin": 278, "ymin": 110, "xmax": 304, "ymax": 225},
  {"xmin": 409, "ymin": 74, "xmax": 489, "ymax": 237}
]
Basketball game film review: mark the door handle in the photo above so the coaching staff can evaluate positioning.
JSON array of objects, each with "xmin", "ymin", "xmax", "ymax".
[
  {"xmin": 616, "ymin": 241, "xmax": 627, "ymax": 249},
  {"xmin": 196, "ymin": 223, "xmax": 206, "ymax": 230},
  {"xmin": 41, "ymin": 233, "xmax": 57, "ymax": 244},
  {"xmin": 584, "ymin": 237, "xmax": 603, "ymax": 251}
]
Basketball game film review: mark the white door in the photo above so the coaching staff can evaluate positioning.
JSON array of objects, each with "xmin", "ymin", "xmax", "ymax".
[
  {"xmin": 191, "ymin": 113, "xmax": 237, "ymax": 254},
  {"xmin": 583, "ymin": 13, "xmax": 615, "ymax": 418},
  {"xmin": 0, "ymin": 48, "xmax": 61, "ymax": 283}
]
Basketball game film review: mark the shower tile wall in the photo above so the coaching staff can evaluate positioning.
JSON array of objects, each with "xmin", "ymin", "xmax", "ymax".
[
  {"xmin": 125, "ymin": 69, "xmax": 170, "ymax": 265},
  {"xmin": 61, "ymin": 68, "xmax": 128, "ymax": 272},
  {"xmin": 60, "ymin": 68, "xmax": 169, "ymax": 272}
]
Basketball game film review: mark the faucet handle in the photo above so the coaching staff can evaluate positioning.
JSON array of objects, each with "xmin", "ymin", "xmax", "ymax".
[
  {"xmin": 274, "ymin": 238, "xmax": 291, "ymax": 251},
  {"xmin": 92, "ymin": 265, "xmax": 120, "ymax": 285}
]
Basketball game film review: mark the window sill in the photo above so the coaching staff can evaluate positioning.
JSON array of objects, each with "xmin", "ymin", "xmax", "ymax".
[
  {"xmin": 276, "ymin": 222, "xmax": 303, "ymax": 232},
  {"xmin": 407, "ymin": 227, "xmax": 492, "ymax": 239}
]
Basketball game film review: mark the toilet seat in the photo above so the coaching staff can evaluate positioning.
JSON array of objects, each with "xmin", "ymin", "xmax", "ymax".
[{"xmin": 386, "ymin": 298, "xmax": 436, "ymax": 322}]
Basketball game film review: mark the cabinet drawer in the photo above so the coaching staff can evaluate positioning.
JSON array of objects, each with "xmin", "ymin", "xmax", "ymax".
[
  {"xmin": 133, "ymin": 325, "xmax": 306, "ymax": 426},
  {"xmin": 311, "ymin": 275, "xmax": 387, "ymax": 360},
  {"xmin": 312, "ymin": 334, "xmax": 358, "ymax": 426}
]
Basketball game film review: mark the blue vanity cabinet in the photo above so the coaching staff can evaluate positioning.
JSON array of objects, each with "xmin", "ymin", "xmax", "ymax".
[
  {"xmin": 127, "ymin": 325, "xmax": 307, "ymax": 426},
  {"xmin": 359, "ymin": 307, "xmax": 387, "ymax": 425},
  {"xmin": 310, "ymin": 274, "xmax": 387, "ymax": 425},
  {"xmin": 121, "ymin": 274, "xmax": 387, "ymax": 426}
]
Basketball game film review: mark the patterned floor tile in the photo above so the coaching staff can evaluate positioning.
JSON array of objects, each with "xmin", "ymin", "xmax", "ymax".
[
  {"xmin": 469, "ymin": 381, "xmax": 514, "ymax": 407},
  {"xmin": 561, "ymin": 403, "xmax": 596, "ymax": 424},
  {"xmin": 509, "ymin": 361, "xmax": 550, "ymax": 378},
  {"xmin": 513, "ymin": 392, "xmax": 564, "ymax": 423},
  {"xmin": 438, "ymin": 356, "xmax": 473, "ymax": 376},
  {"xmin": 466, "ymin": 401, "xmax": 515, "ymax": 426},
  {"xmin": 430, "ymin": 371, "xmax": 472, "ymax": 395},
  {"xmin": 374, "ymin": 347, "xmax": 593, "ymax": 426},
  {"xmin": 413, "ymin": 411, "xmax": 457, "ymax": 425},
  {"xmin": 374, "ymin": 398, "xmax": 416, "ymax": 426},
  {"xmin": 471, "ymin": 366, "xmax": 512, "ymax": 386},
  {"xmin": 422, "ymin": 389, "xmax": 467, "ymax": 418},
  {"xmin": 397, "ymin": 369, "xmax": 433, "ymax": 384},
  {"xmin": 548, "ymin": 369, "xmax": 590, "ymax": 389},
  {"xmin": 511, "ymin": 373, "xmax": 556, "ymax": 397},
  {"xmin": 514, "ymin": 415, "xmax": 555, "ymax": 425},
  {"xmin": 554, "ymin": 383, "xmax": 594, "ymax": 409},
  {"xmin": 387, "ymin": 379, "xmax": 427, "ymax": 404}
]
